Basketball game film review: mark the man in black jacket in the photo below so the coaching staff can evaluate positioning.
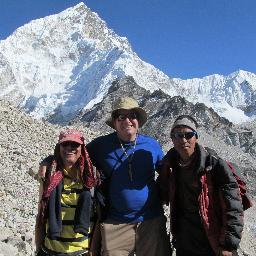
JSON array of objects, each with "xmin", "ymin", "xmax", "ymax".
[{"xmin": 159, "ymin": 115, "xmax": 244, "ymax": 256}]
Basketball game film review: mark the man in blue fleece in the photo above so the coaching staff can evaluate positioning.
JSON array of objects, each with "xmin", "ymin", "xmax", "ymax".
[{"xmin": 86, "ymin": 97, "xmax": 170, "ymax": 256}]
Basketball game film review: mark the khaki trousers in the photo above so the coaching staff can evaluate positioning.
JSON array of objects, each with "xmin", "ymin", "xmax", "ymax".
[{"xmin": 100, "ymin": 215, "xmax": 171, "ymax": 256}]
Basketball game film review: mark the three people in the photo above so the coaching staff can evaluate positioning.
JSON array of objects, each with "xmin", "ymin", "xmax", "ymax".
[
  {"xmin": 35, "ymin": 98, "xmax": 245, "ymax": 256},
  {"xmin": 35, "ymin": 130, "xmax": 96, "ymax": 256},
  {"xmin": 86, "ymin": 97, "xmax": 171, "ymax": 256},
  {"xmin": 159, "ymin": 115, "xmax": 244, "ymax": 256}
]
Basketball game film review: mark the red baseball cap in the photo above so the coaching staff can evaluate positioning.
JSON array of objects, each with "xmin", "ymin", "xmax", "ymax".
[{"xmin": 58, "ymin": 129, "xmax": 84, "ymax": 144}]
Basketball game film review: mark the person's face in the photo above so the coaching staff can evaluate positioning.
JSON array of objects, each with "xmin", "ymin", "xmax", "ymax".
[
  {"xmin": 171, "ymin": 126, "xmax": 198, "ymax": 160},
  {"xmin": 113, "ymin": 109, "xmax": 139, "ymax": 141},
  {"xmin": 59, "ymin": 141, "xmax": 82, "ymax": 168}
]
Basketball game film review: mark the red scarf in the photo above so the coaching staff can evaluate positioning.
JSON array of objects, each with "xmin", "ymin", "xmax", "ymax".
[{"xmin": 38, "ymin": 144, "xmax": 97, "ymax": 225}]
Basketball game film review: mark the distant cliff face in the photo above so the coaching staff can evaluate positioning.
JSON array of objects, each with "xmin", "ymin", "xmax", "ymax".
[
  {"xmin": 0, "ymin": 3, "xmax": 256, "ymax": 124},
  {"xmin": 75, "ymin": 77, "xmax": 256, "ymax": 169}
]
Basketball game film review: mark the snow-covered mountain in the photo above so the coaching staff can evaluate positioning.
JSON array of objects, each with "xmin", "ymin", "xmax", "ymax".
[
  {"xmin": 0, "ymin": 2, "xmax": 255, "ymax": 123},
  {"xmin": 173, "ymin": 70, "xmax": 256, "ymax": 123}
]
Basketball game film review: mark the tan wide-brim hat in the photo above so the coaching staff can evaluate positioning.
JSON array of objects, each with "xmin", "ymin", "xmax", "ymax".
[{"xmin": 106, "ymin": 97, "xmax": 147, "ymax": 129}]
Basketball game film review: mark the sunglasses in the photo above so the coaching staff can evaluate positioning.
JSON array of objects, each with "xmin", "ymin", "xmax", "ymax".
[
  {"xmin": 60, "ymin": 141, "xmax": 82, "ymax": 148},
  {"xmin": 171, "ymin": 131, "xmax": 197, "ymax": 140},
  {"xmin": 113, "ymin": 112, "xmax": 137, "ymax": 121}
]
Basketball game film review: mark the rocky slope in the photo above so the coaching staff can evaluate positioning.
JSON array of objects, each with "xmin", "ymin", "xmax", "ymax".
[{"xmin": 0, "ymin": 99, "xmax": 100, "ymax": 255}]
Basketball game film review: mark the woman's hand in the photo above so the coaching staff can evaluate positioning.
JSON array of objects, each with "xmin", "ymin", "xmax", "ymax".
[{"xmin": 219, "ymin": 249, "xmax": 233, "ymax": 256}]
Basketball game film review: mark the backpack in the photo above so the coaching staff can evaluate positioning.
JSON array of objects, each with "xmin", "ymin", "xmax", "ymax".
[{"xmin": 206, "ymin": 147, "xmax": 253, "ymax": 211}]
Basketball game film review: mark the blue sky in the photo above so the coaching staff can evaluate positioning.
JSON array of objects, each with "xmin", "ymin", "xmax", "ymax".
[{"xmin": 1, "ymin": 0, "xmax": 256, "ymax": 79}]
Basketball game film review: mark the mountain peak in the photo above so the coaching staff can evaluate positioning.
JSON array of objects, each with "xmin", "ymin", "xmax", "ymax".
[
  {"xmin": 230, "ymin": 69, "xmax": 254, "ymax": 78},
  {"xmin": 0, "ymin": 4, "xmax": 255, "ymax": 124}
]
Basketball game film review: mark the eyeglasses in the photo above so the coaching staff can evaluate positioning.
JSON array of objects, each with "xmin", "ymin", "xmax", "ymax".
[
  {"xmin": 171, "ymin": 131, "xmax": 197, "ymax": 140},
  {"xmin": 60, "ymin": 142, "xmax": 81, "ymax": 148},
  {"xmin": 113, "ymin": 112, "xmax": 137, "ymax": 121}
]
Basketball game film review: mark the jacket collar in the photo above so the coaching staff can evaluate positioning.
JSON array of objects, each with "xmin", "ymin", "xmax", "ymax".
[
  {"xmin": 164, "ymin": 143, "xmax": 209, "ymax": 175},
  {"xmin": 196, "ymin": 143, "xmax": 209, "ymax": 175}
]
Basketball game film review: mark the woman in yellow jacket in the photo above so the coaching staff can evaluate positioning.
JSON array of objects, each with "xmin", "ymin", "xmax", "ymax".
[{"xmin": 35, "ymin": 129, "xmax": 97, "ymax": 256}]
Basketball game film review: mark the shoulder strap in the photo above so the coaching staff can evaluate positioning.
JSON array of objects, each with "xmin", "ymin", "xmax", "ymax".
[
  {"xmin": 226, "ymin": 161, "xmax": 253, "ymax": 210},
  {"xmin": 205, "ymin": 148, "xmax": 253, "ymax": 211}
]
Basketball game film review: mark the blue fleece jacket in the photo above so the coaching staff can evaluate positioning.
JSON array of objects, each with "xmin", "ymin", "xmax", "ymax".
[{"xmin": 86, "ymin": 132, "xmax": 163, "ymax": 223}]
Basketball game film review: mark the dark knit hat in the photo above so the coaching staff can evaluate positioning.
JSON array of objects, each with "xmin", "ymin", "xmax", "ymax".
[{"xmin": 171, "ymin": 115, "xmax": 198, "ymax": 133}]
